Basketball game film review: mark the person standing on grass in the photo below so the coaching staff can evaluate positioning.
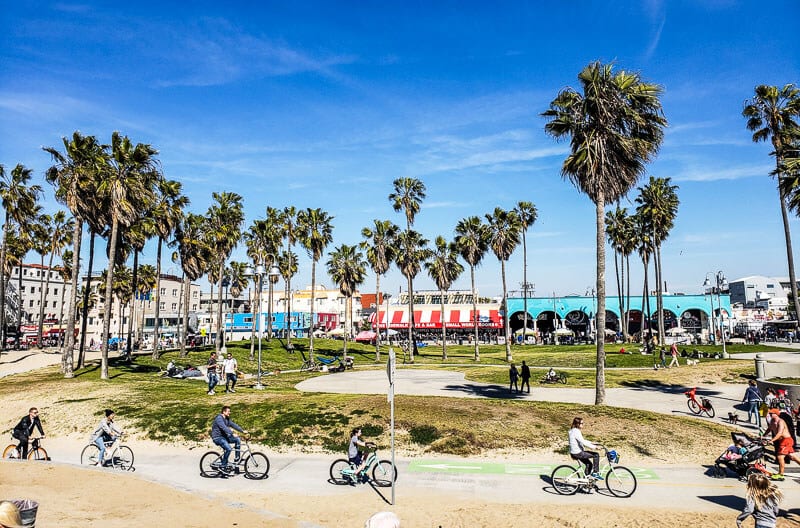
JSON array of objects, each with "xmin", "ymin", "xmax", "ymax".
[
  {"xmin": 520, "ymin": 361, "xmax": 531, "ymax": 393},
  {"xmin": 668, "ymin": 342, "xmax": 679, "ymax": 368},
  {"xmin": 206, "ymin": 351, "xmax": 219, "ymax": 395},
  {"xmin": 223, "ymin": 352, "xmax": 238, "ymax": 393},
  {"xmin": 736, "ymin": 472, "xmax": 783, "ymax": 528},
  {"xmin": 508, "ymin": 363, "xmax": 519, "ymax": 393},
  {"xmin": 742, "ymin": 380, "xmax": 763, "ymax": 429}
]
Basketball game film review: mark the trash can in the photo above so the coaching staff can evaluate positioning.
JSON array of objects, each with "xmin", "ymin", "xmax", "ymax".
[{"xmin": 11, "ymin": 499, "xmax": 38, "ymax": 527}]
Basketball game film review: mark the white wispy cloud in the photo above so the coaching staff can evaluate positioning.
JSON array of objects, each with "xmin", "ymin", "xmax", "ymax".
[
  {"xmin": 673, "ymin": 163, "xmax": 772, "ymax": 182},
  {"xmin": 0, "ymin": 92, "xmax": 95, "ymax": 121}
]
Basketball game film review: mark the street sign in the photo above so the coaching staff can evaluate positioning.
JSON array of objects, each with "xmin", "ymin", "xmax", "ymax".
[{"xmin": 387, "ymin": 347, "xmax": 396, "ymax": 384}]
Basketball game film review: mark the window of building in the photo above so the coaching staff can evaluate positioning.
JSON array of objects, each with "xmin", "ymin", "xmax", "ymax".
[
  {"xmin": 54, "ymin": 288, "xmax": 58, "ymax": 295},
  {"xmin": 243, "ymin": 316, "xmax": 253, "ymax": 323},
  {"xmin": 159, "ymin": 302, "xmax": 165, "ymax": 310},
  {"xmin": 160, "ymin": 287, "xmax": 166, "ymax": 295},
  {"xmin": 193, "ymin": 291, "xmax": 198, "ymax": 298},
  {"xmin": 172, "ymin": 289, "xmax": 178, "ymax": 296},
  {"xmin": 192, "ymin": 304, "xmax": 197, "ymax": 311},
  {"xmin": 23, "ymin": 269, "xmax": 27, "ymax": 276},
  {"xmin": 171, "ymin": 303, "xmax": 177, "ymax": 311},
  {"xmin": 20, "ymin": 286, "xmax": 24, "ymax": 292},
  {"xmin": 29, "ymin": 300, "xmax": 34, "ymax": 307},
  {"xmin": 767, "ymin": 284, "xmax": 775, "ymax": 289}
]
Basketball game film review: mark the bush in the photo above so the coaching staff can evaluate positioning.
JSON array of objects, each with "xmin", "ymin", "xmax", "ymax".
[{"xmin": 409, "ymin": 424, "xmax": 440, "ymax": 445}]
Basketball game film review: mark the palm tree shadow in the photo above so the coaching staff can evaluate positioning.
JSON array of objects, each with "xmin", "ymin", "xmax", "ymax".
[
  {"xmin": 442, "ymin": 382, "xmax": 529, "ymax": 399},
  {"xmin": 618, "ymin": 380, "xmax": 728, "ymax": 398}
]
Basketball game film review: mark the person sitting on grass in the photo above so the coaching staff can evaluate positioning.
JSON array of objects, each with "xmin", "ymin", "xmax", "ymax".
[{"xmin": 569, "ymin": 416, "xmax": 604, "ymax": 481}]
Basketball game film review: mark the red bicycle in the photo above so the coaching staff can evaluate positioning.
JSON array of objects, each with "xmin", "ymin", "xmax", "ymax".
[{"xmin": 685, "ymin": 387, "xmax": 715, "ymax": 418}]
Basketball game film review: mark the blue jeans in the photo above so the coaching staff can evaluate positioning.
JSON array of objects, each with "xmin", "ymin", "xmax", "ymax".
[
  {"xmin": 208, "ymin": 372, "xmax": 218, "ymax": 392},
  {"xmin": 213, "ymin": 435, "xmax": 240, "ymax": 465},
  {"xmin": 94, "ymin": 436, "xmax": 111, "ymax": 465},
  {"xmin": 747, "ymin": 401, "xmax": 761, "ymax": 428}
]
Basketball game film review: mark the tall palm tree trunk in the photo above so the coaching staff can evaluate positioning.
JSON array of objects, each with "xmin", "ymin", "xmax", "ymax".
[
  {"xmin": 36, "ymin": 253, "xmax": 46, "ymax": 348},
  {"xmin": 286, "ymin": 276, "xmax": 292, "ymax": 349},
  {"xmin": 407, "ymin": 275, "xmax": 415, "ymax": 363},
  {"xmin": 0, "ymin": 211, "xmax": 10, "ymax": 351},
  {"xmin": 501, "ymin": 260, "xmax": 511, "ymax": 362},
  {"xmin": 180, "ymin": 275, "xmax": 191, "ymax": 358},
  {"xmin": 309, "ymin": 260, "xmax": 316, "ymax": 361},
  {"xmin": 38, "ymin": 249, "xmax": 57, "ymax": 348},
  {"xmin": 267, "ymin": 278, "xmax": 275, "ymax": 342},
  {"xmin": 470, "ymin": 265, "xmax": 479, "ymax": 361},
  {"xmin": 62, "ymin": 218, "xmax": 82, "ymax": 377},
  {"xmin": 522, "ymin": 230, "xmax": 529, "ymax": 340},
  {"xmin": 217, "ymin": 262, "xmax": 225, "ymax": 352},
  {"xmin": 343, "ymin": 295, "xmax": 349, "ymax": 354},
  {"xmin": 152, "ymin": 238, "xmax": 163, "ymax": 359},
  {"xmin": 374, "ymin": 274, "xmax": 381, "ymax": 362},
  {"xmin": 642, "ymin": 256, "xmax": 653, "ymax": 351},
  {"xmin": 16, "ymin": 265, "xmax": 24, "ymax": 347},
  {"xmin": 440, "ymin": 290, "xmax": 447, "ymax": 360},
  {"xmin": 100, "ymin": 219, "xmax": 120, "ymax": 380},
  {"xmin": 249, "ymin": 279, "xmax": 258, "ymax": 360},
  {"xmin": 594, "ymin": 199, "xmax": 607, "ymax": 405},
  {"xmin": 624, "ymin": 255, "xmax": 631, "ymax": 342},
  {"xmin": 778, "ymin": 192, "xmax": 800, "ymax": 325},
  {"xmin": 125, "ymin": 251, "xmax": 139, "ymax": 362},
  {"xmin": 78, "ymin": 231, "xmax": 95, "ymax": 369},
  {"xmin": 656, "ymin": 244, "xmax": 665, "ymax": 344}
]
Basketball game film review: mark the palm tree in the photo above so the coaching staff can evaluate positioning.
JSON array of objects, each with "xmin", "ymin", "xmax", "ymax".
[
  {"xmin": 635, "ymin": 176, "xmax": 679, "ymax": 344},
  {"xmin": 514, "ymin": 201, "xmax": 538, "ymax": 337},
  {"xmin": 326, "ymin": 244, "xmax": 367, "ymax": 355},
  {"xmin": 0, "ymin": 163, "xmax": 43, "ymax": 354},
  {"xmin": 123, "ymin": 216, "xmax": 155, "ymax": 360},
  {"xmin": 424, "ymin": 236, "xmax": 464, "ymax": 360},
  {"xmin": 36, "ymin": 211, "xmax": 71, "ymax": 347},
  {"xmin": 543, "ymin": 61, "xmax": 666, "ymax": 405},
  {"xmin": 5, "ymin": 225, "xmax": 36, "ymax": 347},
  {"xmin": 151, "ymin": 178, "xmax": 189, "ymax": 358},
  {"xmin": 31, "ymin": 214, "xmax": 52, "ymax": 347},
  {"xmin": 485, "ymin": 207, "xmax": 522, "ymax": 362},
  {"xmin": 389, "ymin": 177, "xmax": 426, "ymax": 357},
  {"xmin": 454, "ymin": 216, "xmax": 491, "ymax": 361},
  {"xmin": 360, "ymin": 219, "xmax": 399, "ymax": 361},
  {"xmin": 744, "ymin": 84, "xmax": 800, "ymax": 325},
  {"xmin": 277, "ymin": 249, "xmax": 298, "ymax": 342},
  {"xmin": 393, "ymin": 229, "xmax": 430, "ymax": 362},
  {"xmin": 176, "ymin": 213, "xmax": 210, "ymax": 357},
  {"xmin": 279, "ymin": 206, "xmax": 298, "ymax": 349},
  {"xmin": 297, "ymin": 207, "xmax": 334, "ymax": 361},
  {"xmin": 605, "ymin": 206, "xmax": 635, "ymax": 342},
  {"xmin": 97, "ymin": 132, "xmax": 159, "ymax": 378},
  {"xmin": 44, "ymin": 132, "xmax": 107, "ymax": 376},
  {"xmin": 206, "ymin": 192, "xmax": 244, "ymax": 354},
  {"xmin": 634, "ymin": 211, "xmax": 656, "ymax": 347}
]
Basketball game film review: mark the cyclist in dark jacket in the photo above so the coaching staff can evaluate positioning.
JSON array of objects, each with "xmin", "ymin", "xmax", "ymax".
[
  {"xmin": 13, "ymin": 407, "xmax": 45, "ymax": 459},
  {"xmin": 210, "ymin": 405, "xmax": 247, "ymax": 469}
]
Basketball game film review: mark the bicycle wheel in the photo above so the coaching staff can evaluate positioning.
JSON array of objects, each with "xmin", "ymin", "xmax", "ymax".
[
  {"xmin": 371, "ymin": 460, "xmax": 397, "ymax": 487},
  {"xmin": 200, "ymin": 451, "xmax": 223, "ymax": 478},
  {"xmin": 559, "ymin": 373, "xmax": 567, "ymax": 384},
  {"xmin": 329, "ymin": 459, "xmax": 352, "ymax": 484},
  {"xmin": 244, "ymin": 452, "xmax": 270, "ymax": 479},
  {"xmin": 28, "ymin": 447, "xmax": 48, "ymax": 461},
  {"xmin": 687, "ymin": 398, "xmax": 701, "ymax": 414},
  {"xmin": 605, "ymin": 465, "xmax": 637, "ymax": 497},
  {"xmin": 112, "ymin": 446, "xmax": 134, "ymax": 471},
  {"xmin": 703, "ymin": 403, "xmax": 716, "ymax": 418},
  {"xmin": 551, "ymin": 464, "xmax": 581, "ymax": 495},
  {"xmin": 81, "ymin": 444, "xmax": 101, "ymax": 465},
  {"xmin": 2, "ymin": 444, "xmax": 20, "ymax": 459}
]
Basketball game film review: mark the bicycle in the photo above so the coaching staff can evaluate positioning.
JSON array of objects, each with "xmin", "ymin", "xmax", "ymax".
[
  {"xmin": 80, "ymin": 434, "xmax": 134, "ymax": 471},
  {"xmin": 685, "ymin": 387, "xmax": 715, "ymax": 418},
  {"xmin": 329, "ymin": 441, "xmax": 397, "ymax": 487},
  {"xmin": 199, "ymin": 436, "xmax": 270, "ymax": 479},
  {"xmin": 539, "ymin": 372, "xmax": 568, "ymax": 385},
  {"xmin": 550, "ymin": 447, "xmax": 637, "ymax": 497},
  {"xmin": 2, "ymin": 436, "xmax": 48, "ymax": 461},
  {"xmin": 299, "ymin": 350, "xmax": 318, "ymax": 372}
]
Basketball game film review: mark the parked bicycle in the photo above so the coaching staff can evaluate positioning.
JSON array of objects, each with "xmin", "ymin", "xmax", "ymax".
[
  {"xmin": 80, "ymin": 433, "xmax": 134, "ymax": 471},
  {"xmin": 685, "ymin": 387, "xmax": 715, "ymax": 418},
  {"xmin": 199, "ymin": 436, "xmax": 270, "ymax": 479},
  {"xmin": 550, "ymin": 447, "xmax": 637, "ymax": 497},
  {"xmin": 329, "ymin": 441, "xmax": 397, "ymax": 487},
  {"xmin": 2, "ymin": 436, "xmax": 48, "ymax": 461},
  {"xmin": 539, "ymin": 371, "xmax": 567, "ymax": 384}
]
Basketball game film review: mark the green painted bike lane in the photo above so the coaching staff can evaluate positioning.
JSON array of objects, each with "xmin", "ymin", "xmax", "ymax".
[{"xmin": 408, "ymin": 460, "xmax": 660, "ymax": 480}]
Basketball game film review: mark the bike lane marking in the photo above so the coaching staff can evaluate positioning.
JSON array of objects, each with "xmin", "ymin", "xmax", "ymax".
[{"xmin": 408, "ymin": 460, "xmax": 660, "ymax": 480}]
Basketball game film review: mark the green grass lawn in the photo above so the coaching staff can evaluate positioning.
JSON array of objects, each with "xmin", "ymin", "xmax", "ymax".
[{"xmin": 0, "ymin": 338, "xmax": 776, "ymax": 463}]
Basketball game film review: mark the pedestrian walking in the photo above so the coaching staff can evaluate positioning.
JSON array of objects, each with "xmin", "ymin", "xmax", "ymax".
[
  {"xmin": 659, "ymin": 347, "xmax": 667, "ymax": 369},
  {"xmin": 223, "ymin": 352, "xmax": 238, "ymax": 393},
  {"xmin": 668, "ymin": 342, "xmax": 679, "ymax": 368},
  {"xmin": 509, "ymin": 363, "xmax": 519, "ymax": 393},
  {"xmin": 207, "ymin": 351, "xmax": 219, "ymax": 395},
  {"xmin": 520, "ymin": 361, "xmax": 531, "ymax": 393},
  {"xmin": 742, "ymin": 379, "xmax": 762, "ymax": 429}
]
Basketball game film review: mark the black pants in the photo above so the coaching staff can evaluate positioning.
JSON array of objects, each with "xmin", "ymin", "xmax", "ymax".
[
  {"xmin": 521, "ymin": 378, "xmax": 530, "ymax": 392},
  {"xmin": 225, "ymin": 373, "xmax": 237, "ymax": 390},
  {"xmin": 14, "ymin": 433, "xmax": 29, "ymax": 459},
  {"xmin": 509, "ymin": 379, "xmax": 518, "ymax": 392},
  {"xmin": 572, "ymin": 450, "xmax": 599, "ymax": 475}
]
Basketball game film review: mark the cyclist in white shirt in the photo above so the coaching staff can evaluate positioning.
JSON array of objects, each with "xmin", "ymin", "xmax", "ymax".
[
  {"xmin": 223, "ymin": 353, "xmax": 238, "ymax": 393},
  {"xmin": 568, "ymin": 416, "xmax": 603, "ymax": 480}
]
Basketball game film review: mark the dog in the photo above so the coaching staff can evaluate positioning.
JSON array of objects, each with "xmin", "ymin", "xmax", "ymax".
[
  {"xmin": 686, "ymin": 358, "xmax": 699, "ymax": 366},
  {"xmin": 727, "ymin": 412, "xmax": 740, "ymax": 425}
]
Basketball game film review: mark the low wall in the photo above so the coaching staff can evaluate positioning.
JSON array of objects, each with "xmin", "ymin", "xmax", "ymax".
[{"xmin": 755, "ymin": 354, "xmax": 800, "ymax": 403}]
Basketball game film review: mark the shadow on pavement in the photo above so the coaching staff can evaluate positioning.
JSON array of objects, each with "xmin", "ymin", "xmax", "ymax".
[
  {"xmin": 697, "ymin": 494, "xmax": 744, "ymax": 511},
  {"xmin": 441, "ymin": 383, "xmax": 529, "ymax": 399}
]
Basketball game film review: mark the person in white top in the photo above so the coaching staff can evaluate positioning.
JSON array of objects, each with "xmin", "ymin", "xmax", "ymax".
[
  {"xmin": 568, "ymin": 416, "xmax": 603, "ymax": 480},
  {"xmin": 223, "ymin": 353, "xmax": 239, "ymax": 393}
]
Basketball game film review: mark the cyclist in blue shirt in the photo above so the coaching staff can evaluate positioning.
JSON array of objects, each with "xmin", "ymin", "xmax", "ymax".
[{"xmin": 211, "ymin": 405, "xmax": 248, "ymax": 471}]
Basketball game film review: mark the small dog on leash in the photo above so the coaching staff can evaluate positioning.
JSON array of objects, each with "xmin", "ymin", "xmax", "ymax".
[
  {"xmin": 686, "ymin": 359, "xmax": 699, "ymax": 366},
  {"xmin": 727, "ymin": 412, "xmax": 740, "ymax": 425}
]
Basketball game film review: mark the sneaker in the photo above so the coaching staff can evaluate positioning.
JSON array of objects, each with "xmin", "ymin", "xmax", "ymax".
[
  {"xmin": 230, "ymin": 389, "xmax": 236, "ymax": 393},
  {"xmin": 208, "ymin": 390, "xmax": 215, "ymax": 395},
  {"xmin": 591, "ymin": 472, "xmax": 604, "ymax": 480},
  {"xmin": 211, "ymin": 461, "xmax": 222, "ymax": 469},
  {"xmin": 770, "ymin": 474, "xmax": 785, "ymax": 481}
]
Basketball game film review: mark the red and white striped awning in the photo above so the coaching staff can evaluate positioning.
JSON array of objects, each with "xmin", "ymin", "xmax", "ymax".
[{"xmin": 370, "ymin": 306, "xmax": 501, "ymax": 329}]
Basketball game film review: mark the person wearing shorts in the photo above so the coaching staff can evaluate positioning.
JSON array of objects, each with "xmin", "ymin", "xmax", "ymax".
[{"xmin": 766, "ymin": 409, "xmax": 800, "ymax": 480}]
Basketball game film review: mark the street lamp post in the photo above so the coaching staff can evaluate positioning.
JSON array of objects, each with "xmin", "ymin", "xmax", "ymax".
[
  {"xmin": 245, "ymin": 263, "xmax": 281, "ymax": 390},
  {"xmin": 703, "ymin": 271, "xmax": 729, "ymax": 359}
]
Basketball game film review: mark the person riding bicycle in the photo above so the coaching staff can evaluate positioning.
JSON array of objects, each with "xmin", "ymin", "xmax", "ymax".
[
  {"xmin": 547, "ymin": 367, "xmax": 557, "ymax": 382},
  {"xmin": 211, "ymin": 405, "xmax": 248, "ymax": 472},
  {"xmin": 90, "ymin": 409, "xmax": 123, "ymax": 466},
  {"xmin": 568, "ymin": 416, "xmax": 604, "ymax": 480},
  {"xmin": 12, "ymin": 407, "xmax": 45, "ymax": 459},
  {"xmin": 348, "ymin": 427, "xmax": 369, "ymax": 479}
]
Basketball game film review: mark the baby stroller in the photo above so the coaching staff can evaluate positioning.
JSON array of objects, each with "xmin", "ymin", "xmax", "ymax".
[{"xmin": 712, "ymin": 431, "xmax": 769, "ymax": 480}]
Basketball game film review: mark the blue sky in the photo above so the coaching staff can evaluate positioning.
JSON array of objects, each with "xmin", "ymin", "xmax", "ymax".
[{"xmin": 1, "ymin": 1, "xmax": 799, "ymax": 299}]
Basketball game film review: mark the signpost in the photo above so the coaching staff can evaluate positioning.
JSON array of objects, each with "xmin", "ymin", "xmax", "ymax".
[{"xmin": 387, "ymin": 347, "xmax": 396, "ymax": 505}]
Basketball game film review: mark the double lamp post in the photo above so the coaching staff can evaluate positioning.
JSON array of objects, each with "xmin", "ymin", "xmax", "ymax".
[
  {"xmin": 245, "ymin": 262, "xmax": 281, "ymax": 390},
  {"xmin": 703, "ymin": 270, "xmax": 729, "ymax": 359}
]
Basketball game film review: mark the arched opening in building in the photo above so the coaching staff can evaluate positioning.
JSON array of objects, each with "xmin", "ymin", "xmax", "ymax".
[
  {"xmin": 509, "ymin": 311, "xmax": 533, "ymax": 334},
  {"xmin": 626, "ymin": 310, "xmax": 642, "ymax": 335},
  {"xmin": 537, "ymin": 310, "xmax": 558, "ymax": 333},
  {"xmin": 564, "ymin": 310, "xmax": 590, "ymax": 336},
  {"xmin": 680, "ymin": 309, "xmax": 703, "ymax": 335},
  {"xmin": 650, "ymin": 309, "xmax": 678, "ymax": 332},
  {"xmin": 605, "ymin": 310, "xmax": 619, "ymax": 332}
]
